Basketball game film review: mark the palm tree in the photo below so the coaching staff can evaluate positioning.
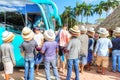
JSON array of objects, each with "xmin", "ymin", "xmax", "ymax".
[
  {"xmin": 73, "ymin": 2, "xmax": 82, "ymax": 24},
  {"xmin": 101, "ymin": 0, "xmax": 119, "ymax": 17},
  {"xmin": 62, "ymin": 6, "xmax": 72, "ymax": 27},
  {"xmin": 84, "ymin": 4, "xmax": 93, "ymax": 24},
  {"xmin": 80, "ymin": 2, "xmax": 87, "ymax": 24},
  {"xmin": 108, "ymin": 0, "xmax": 119, "ymax": 8},
  {"xmin": 94, "ymin": 3, "xmax": 103, "ymax": 18}
]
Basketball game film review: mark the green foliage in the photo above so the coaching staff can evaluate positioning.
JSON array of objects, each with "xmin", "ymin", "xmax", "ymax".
[
  {"xmin": 95, "ymin": 18, "xmax": 105, "ymax": 24},
  {"xmin": 60, "ymin": 0, "xmax": 119, "ymax": 26}
]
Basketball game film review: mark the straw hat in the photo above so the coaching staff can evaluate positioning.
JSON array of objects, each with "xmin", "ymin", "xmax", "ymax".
[
  {"xmin": 69, "ymin": 25, "xmax": 80, "ymax": 37},
  {"xmin": 79, "ymin": 25, "xmax": 87, "ymax": 34},
  {"xmin": 44, "ymin": 29, "xmax": 55, "ymax": 41},
  {"xmin": 22, "ymin": 27, "xmax": 34, "ymax": 41},
  {"xmin": 2, "ymin": 31, "xmax": 15, "ymax": 43},
  {"xmin": 113, "ymin": 27, "xmax": 120, "ymax": 36},
  {"xmin": 87, "ymin": 27, "xmax": 95, "ymax": 37},
  {"xmin": 97, "ymin": 28, "xmax": 109, "ymax": 37}
]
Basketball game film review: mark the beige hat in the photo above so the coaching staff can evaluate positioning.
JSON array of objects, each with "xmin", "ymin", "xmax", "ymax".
[
  {"xmin": 2, "ymin": 31, "xmax": 15, "ymax": 43},
  {"xmin": 80, "ymin": 25, "xmax": 87, "ymax": 31},
  {"xmin": 44, "ymin": 29, "xmax": 55, "ymax": 41},
  {"xmin": 79, "ymin": 25, "xmax": 87, "ymax": 34},
  {"xmin": 97, "ymin": 28, "xmax": 109, "ymax": 37},
  {"xmin": 87, "ymin": 27, "xmax": 95, "ymax": 37},
  {"xmin": 113, "ymin": 27, "xmax": 120, "ymax": 33},
  {"xmin": 22, "ymin": 27, "xmax": 34, "ymax": 41},
  {"xmin": 69, "ymin": 25, "xmax": 80, "ymax": 36},
  {"xmin": 113, "ymin": 27, "xmax": 120, "ymax": 36}
]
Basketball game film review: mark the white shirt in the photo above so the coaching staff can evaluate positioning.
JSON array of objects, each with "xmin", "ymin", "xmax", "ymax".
[{"xmin": 34, "ymin": 33, "xmax": 44, "ymax": 47}]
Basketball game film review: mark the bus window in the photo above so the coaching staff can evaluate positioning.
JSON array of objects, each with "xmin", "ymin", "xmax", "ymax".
[{"xmin": 1, "ymin": 12, "xmax": 25, "ymax": 34}]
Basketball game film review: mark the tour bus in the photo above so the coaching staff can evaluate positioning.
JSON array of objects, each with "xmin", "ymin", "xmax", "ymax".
[{"xmin": 0, "ymin": 0, "xmax": 62, "ymax": 69}]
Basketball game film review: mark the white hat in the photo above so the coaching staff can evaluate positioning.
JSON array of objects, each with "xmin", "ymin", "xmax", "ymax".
[
  {"xmin": 69, "ymin": 25, "xmax": 80, "ymax": 36},
  {"xmin": 87, "ymin": 27, "xmax": 95, "ymax": 33},
  {"xmin": 2, "ymin": 31, "xmax": 15, "ymax": 42},
  {"xmin": 97, "ymin": 28, "xmax": 108, "ymax": 34},
  {"xmin": 22, "ymin": 27, "xmax": 34, "ymax": 41},
  {"xmin": 97, "ymin": 28, "xmax": 109, "ymax": 37},
  {"xmin": 87, "ymin": 27, "xmax": 95, "ymax": 37},
  {"xmin": 80, "ymin": 25, "xmax": 87, "ymax": 31},
  {"xmin": 113, "ymin": 27, "xmax": 120, "ymax": 33},
  {"xmin": 44, "ymin": 29, "xmax": 55, "ymax": 41}
]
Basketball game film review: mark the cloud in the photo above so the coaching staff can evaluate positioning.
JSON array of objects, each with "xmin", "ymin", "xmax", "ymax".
[
  {"xmin": 0, "ymin": 0, "xmax": 33, "ymax": 7},
  {"xmin": 0, "ymin": 0, "xmax": 33, "ymax": 12},
  {"xmin": 0, "ymin": 6, "xmax": 17, "ymax": 12},
  {"xmin": 83, "ymin": 0, "xmax": 98, "ymax": 4}
]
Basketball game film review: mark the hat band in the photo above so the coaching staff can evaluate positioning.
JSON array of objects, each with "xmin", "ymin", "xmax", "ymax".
[{"xmin": 23, "ymin": 30, "xmax": 31, "ymax": 35}]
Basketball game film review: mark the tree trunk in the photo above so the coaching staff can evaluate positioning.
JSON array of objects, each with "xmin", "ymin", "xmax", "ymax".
[
  {"xmin": 81, "ymin": 14, "xmax": 83, "ymax": 25},
  {"xmin": 86, "ymin": 16, "xmax": 88, "ymax": 24}
]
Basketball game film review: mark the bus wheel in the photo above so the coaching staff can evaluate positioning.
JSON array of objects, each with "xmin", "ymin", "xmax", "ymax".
[{"xmin": 0, "ymin": 62, "xmax": 4, "ymax": 70}]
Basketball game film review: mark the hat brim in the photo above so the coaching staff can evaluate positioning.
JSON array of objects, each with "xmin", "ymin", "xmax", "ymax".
[
  {"xmin": 99, "ymin": 33, "xmax": 109, "ymax": 38},
  {"xmin": 22, "ymin": 31, "xmax": 34, "ymax": 41},
  {"xmin": 113, "ymin": 30, "xmax": 120, "ymax": 33},
  {"xmin": 69, "ymin": 28, "xmax": 80, "ymax": 36},
  {"xmin": 69, "ymin": 31, "xmax": 80, "ymax": 37},
  {"xmin": 70, "ymin": 28, "xmax": 80, "ymax": 33},
  {"xmin": 2, "ymin": 32, "xmax": 15, "ymax": 42},
  {"xmin": 87, "ymin": 31, "xmax": 95, "ymax": 37},
  {"xmin": 44, "ymin": 31, "xmax": 55, "ymax": 41},
  {"xmin": 114, "ymin": 32, "xmax": 120, "ymax": 36}
]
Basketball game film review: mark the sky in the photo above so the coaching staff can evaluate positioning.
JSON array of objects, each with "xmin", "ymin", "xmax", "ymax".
[{"xmin": 53, "ymin": 0, "xmax": 112, "ymax": 24}]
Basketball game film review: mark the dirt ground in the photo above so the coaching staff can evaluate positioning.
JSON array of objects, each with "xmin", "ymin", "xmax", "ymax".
[{"xmin": 0, "ymin": 64, "xmax": 120, "ymax": 80}]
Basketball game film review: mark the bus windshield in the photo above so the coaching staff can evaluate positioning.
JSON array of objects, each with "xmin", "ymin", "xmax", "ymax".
[{"xmin": 0, "ymin": 0, "xmax": 60, "ymax": 34}]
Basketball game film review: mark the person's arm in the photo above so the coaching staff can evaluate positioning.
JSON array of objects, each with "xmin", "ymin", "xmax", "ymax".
[
  {"xmin": 108, "ymin": 39, "xmax": 113, "ymax": 53},
  {"xmin": 94, "ymin": 39, "xmax": 100, "ymax": 57},
  {"xmin": 9, "ymin": 45, "xmax": 16, "ymax": 66},
  {"xmin": 66, "ymin": 40, "xmax": 72, "ymax": 53},
  {"xmin": 41, "ymin": 43, "xmax": 46, "ymax": 54},
  {"xmin": 56, "ymin": 48, "xmax": 59, "ymax": 54},
  {"xmin": 19, "ymin": 43, "xmax": 25, "ymax": 57},
  {"xmin": 40, "ymin": 35, "xmax": 44, "ymax": 47}
]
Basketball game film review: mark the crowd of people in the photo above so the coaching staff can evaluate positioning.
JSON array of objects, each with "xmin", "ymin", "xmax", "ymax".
[{"xmin": 0, "ymin": 24, "xmax": 120, "ymax": 80}]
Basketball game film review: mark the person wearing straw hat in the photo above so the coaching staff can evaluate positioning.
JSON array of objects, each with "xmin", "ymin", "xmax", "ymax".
[
  {"xmin": 111, "ymin": 27, "xmax": 120, "ymax": 73},
  {"xmin": 65, "ymin": 25, "xmax": 81, "ymax": 80},
  {"xmin": 20, "ymin": 27, "xmax": 38, "ymax": 80},
  {"xmin": 78, "ymin": 25, "xmax": 88, "ymax": 73},
  {"xmin": 94, "ymin": 28, "xmax": 112, "ymax": 75},
  {"xmin": 33, "ymin": 27, "xmax": 44, "ymax": 75},
  {"xmin": 0, "ymin": 31, "xmax": 16, "ymax": 80},
  {"xmin": 86, "ymin": 27, "xmax": 95, "ymax": 71},
  {"xmin": 41, "ymin": 29, "xmax": 60, "ymax": 80}
]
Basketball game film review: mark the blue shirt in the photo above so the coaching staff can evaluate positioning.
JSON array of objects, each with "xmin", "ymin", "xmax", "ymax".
[
  {"xmin": 94, "ymin": 38, "xmax": 112, "ymax": 56},
  {"xmin": 88, "ymin": 38, "xmax": 94, "ymax": 51},
  {"xmin": 112, "ymin": 37, "xmax": 120, "ymax": 50}
]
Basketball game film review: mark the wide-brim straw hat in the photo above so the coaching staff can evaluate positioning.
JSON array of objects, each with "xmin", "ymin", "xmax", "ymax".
[
  {"xmin": 22, "ymin": 27, "xmax": 34, "ymax": 41},
  {"xmin": 79, "ymin": 25, "xmax": 87, "ymax": 34},
  {"xmin": 87, "ymin": 27, "xmax": 95, "ymax": 37},
  {"xmin": 2, "ymin": 31, "xmax": 15, "ymax": 43},
  {"xmin": 44, "ymin": 29, "xmax": 55, "ymax": 41},
  {"xmin": 113, "ymin": 27, "xmax": 120, "ymax": 36},
  {"xmin": 97, "ymin": 28, "xmax": 109, "ymax": 37},
  {"xmin": 69, "ymin": 25, "xmax": 80, "ymax": 37}
]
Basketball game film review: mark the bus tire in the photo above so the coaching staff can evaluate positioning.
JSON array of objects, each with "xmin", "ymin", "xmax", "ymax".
[{"xmin": 0, "ymin": 62, "xmax": 4, "ymax": 70}]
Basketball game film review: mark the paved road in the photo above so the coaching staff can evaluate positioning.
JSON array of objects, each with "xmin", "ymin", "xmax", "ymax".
[{"xmin": 0, "ymin": 65, "xmax": 120, "ymax": 80}]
